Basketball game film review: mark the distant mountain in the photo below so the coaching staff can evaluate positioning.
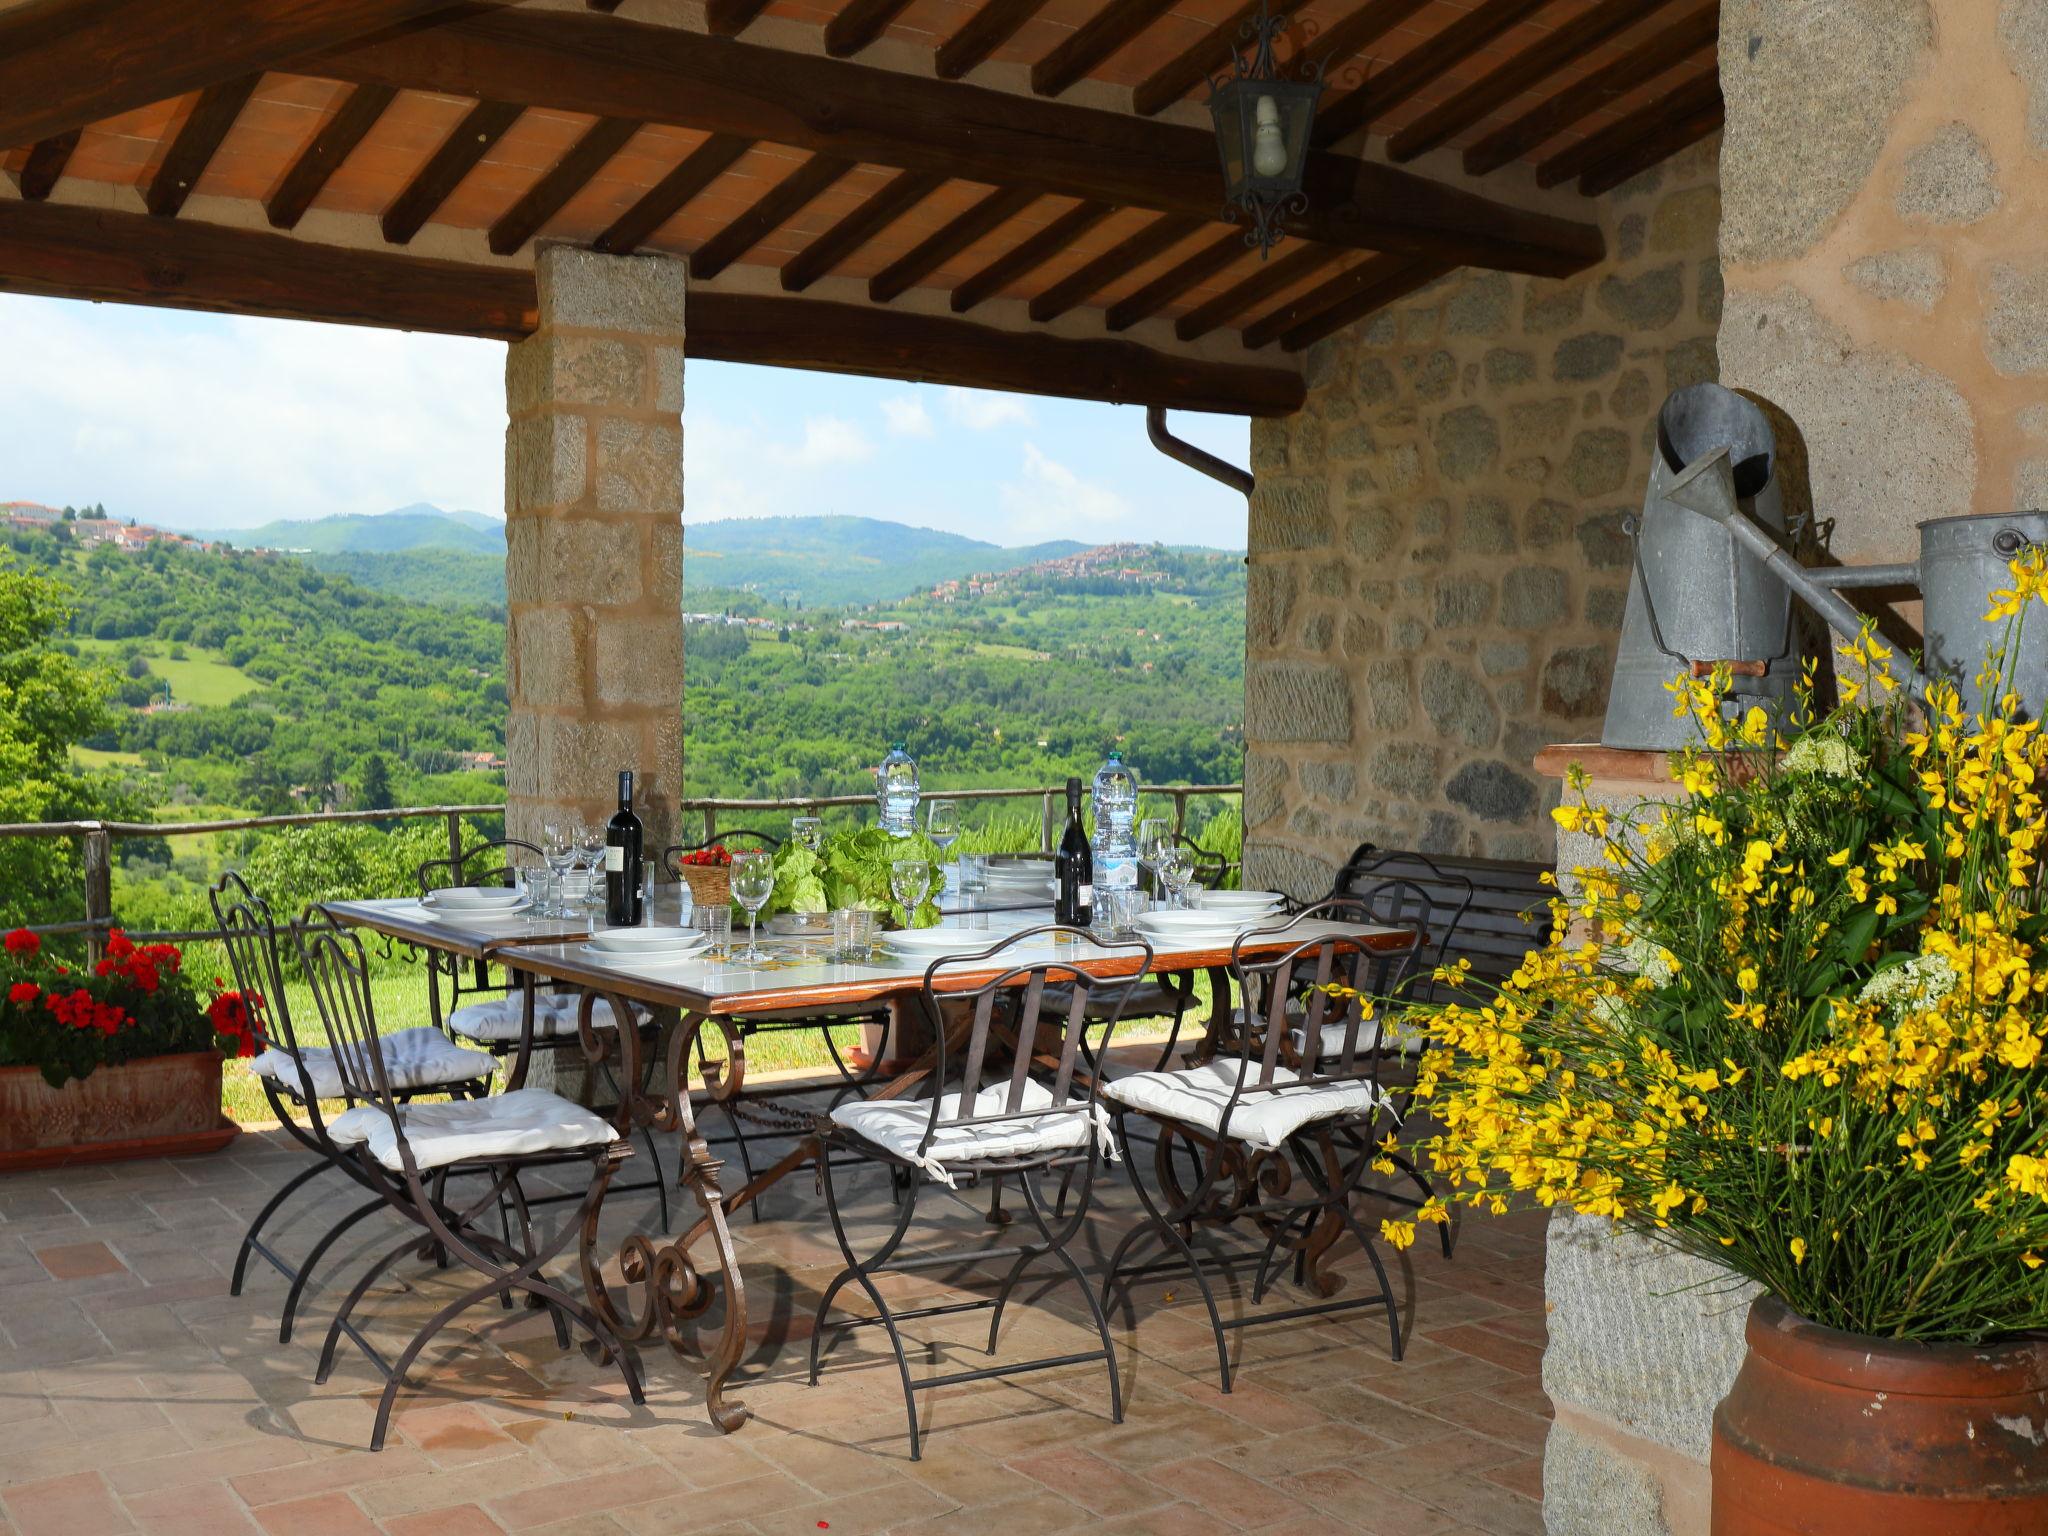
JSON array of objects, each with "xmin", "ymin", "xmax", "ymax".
[
  {"xmin": 683, "ymin": 515, "xmax": 1090, "ymax": 607},
  {"xmin": 202, "ymin": 504, "xmax": 503, "ymax": 556}
]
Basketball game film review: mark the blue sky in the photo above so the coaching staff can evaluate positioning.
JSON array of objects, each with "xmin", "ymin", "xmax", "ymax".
[{"xmin": 0, "ymin": 293, "xmax": 1253, "ymax": 550}]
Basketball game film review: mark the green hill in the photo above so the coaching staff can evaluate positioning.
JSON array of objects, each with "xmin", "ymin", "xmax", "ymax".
[
  {"xmin": 204, "ymin": 505, "xmax": 503, "ymax": 557},
  {"xmin": 682, "ymin": 516, "xmax": 1089, "ymax": 607}
]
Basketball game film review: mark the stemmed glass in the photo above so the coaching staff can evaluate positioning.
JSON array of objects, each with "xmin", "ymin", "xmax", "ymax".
[
  {"xmin": 575, "ymin": 821, "xmax": 607, "ymax": 912},
  {"xmin": 791, "ymin": 814, "xmax": 824, "ymax": 851},
  {"xmin": 891, "ymin": 858, "xmax": 931, "ymax": 926},
  {"xmin": 1158, "ymin": 845, "xmax": 1196, "ymax": 910},
  {"xmin": 926, "ymin": 800, "xmax": 960, "ymax": 856},
  {"xmin": 541, "ymin": 822, "xmax": 575, "ymax": 918},
  {"xmin": 729, "ymin": 849, "xmax": 775, "ymax": 963},
  {"xmin": 1137, "ymin": 817, "xmax": 1170, "ymax": 899}
]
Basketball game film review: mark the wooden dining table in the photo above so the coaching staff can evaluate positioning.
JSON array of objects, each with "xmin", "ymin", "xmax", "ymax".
[{"xmin": 325, "ymin": 893, "xmax": 1412, "ymax": 1435}]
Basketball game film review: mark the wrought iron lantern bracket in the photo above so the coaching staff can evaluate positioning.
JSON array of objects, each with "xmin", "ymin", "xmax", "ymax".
[{"xmin": 1206, "ymin": 0, "xmax": 1325, "ymax": 260}]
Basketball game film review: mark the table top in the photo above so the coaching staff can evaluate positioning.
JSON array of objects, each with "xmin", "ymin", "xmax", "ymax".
[{"xmin": 325, "ymin": 897, "xmax": 1410, "ymax": 1016}]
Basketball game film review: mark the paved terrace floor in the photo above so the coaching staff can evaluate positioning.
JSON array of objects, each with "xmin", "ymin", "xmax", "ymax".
[{"xmin": 0, "ymin": 1117, "xmax": 1551, "ymax": 1536}]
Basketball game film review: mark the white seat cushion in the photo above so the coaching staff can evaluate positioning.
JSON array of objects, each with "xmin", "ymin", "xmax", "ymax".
[
  {"xmin": 1103, "ymin": 1059, "xmax": 1385, "ymax": 1151},
  {"xmin": 326, "ymin": 1088, "xmax": 621, "ymax": 1172},
  {"xmin": 831, "ymin": 1080, "xmax": 1111, "ymax": 1187},
  {"xmin": 447, "ymin": 992, "xmax": 646, "ymax": 1043},
  {"xmin": 250, "ymin": 1027, "xmax": 494, "ymax": 1101}
]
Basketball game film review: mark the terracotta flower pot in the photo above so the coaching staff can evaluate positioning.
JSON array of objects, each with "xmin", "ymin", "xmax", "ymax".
[
  {"xmin": 0, "ymin": 1051, "xmax": 236, "ymax": 1171},
  {"xmin": 1713, "ymin": 1296, "xmax": 2048, "ymax": 1535}
]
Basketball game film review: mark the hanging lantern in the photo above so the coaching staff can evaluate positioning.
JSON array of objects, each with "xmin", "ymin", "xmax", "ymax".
[{"xmin": 1206, "ymin": 0, "xmax": 1324, "ymax": 260}]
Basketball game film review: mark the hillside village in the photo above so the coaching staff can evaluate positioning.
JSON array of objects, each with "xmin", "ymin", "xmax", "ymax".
[{"xmin": 2, "ymin": 500, "xmax": 211, "ymax": 552}]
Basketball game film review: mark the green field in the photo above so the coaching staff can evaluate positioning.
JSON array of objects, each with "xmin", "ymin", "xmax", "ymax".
[
  {"xmin": 75, "ymin": 637, "xmax": 259, "ymax": 707},
  {"xmin": 71, "ymin": 745, "xmax": 145, "ymax": 769}
]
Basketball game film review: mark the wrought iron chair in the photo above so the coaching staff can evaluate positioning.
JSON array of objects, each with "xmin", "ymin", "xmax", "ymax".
[
  {"xmin": 1098, "ymin": 900, "xmax": 1426, "ymax": 1391},
  {"xmin": 663, "ymin": 827, "xmax": 783, "ymax": 859},
  {"xmin": 293, "ymin": 913, "xmax": 644, "ymax": 1451},
  {"xmin": 809, "ymin": 925, "xmax": 1155, "ymax": 1460},
  {"xmin": 212, "ymin": 872, "xmax": 495, "ymax": 1344}
]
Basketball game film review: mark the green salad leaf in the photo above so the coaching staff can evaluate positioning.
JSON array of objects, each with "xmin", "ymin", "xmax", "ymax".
[{"xmin": 750, "ymin": 827, "xmax": 946, "ymax": 927}]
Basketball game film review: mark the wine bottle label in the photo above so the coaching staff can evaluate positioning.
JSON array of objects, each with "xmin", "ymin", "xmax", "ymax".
[
  {"xmin": 605, "ymin": 846, "xmax": 625, "ymax": 873},
  {"xmin": 1079, "ymin": 884, "xmax": 1092, "ymax": 905}
]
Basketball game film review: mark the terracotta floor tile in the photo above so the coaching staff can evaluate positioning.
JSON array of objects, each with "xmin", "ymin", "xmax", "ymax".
[
  {"xmin": 3, "ymin": 1471, "xmax": 132, "ymax": 1536},
  {"xmin": 122, "ymin": 1481, "xmax": 260, "ymax": 1536},
  {"xmin": 32, "ymin": 1243, "xmax": 129, "ymax": 1281},
  {"xmin": 251, "ymin": 1493, "xmax": 380, "ymax": 1536},
  {"xmin": 1481, "ymin": 1456, "xmax": 1545, "ymax": 1501},
  {"xmin": 1011, "ymin": 1446, "xmax": 1172, "ymax": 1518},
  {"xmin": 1420, "ymin": 1325, "xmax": 1545, "ymax": 1378},
  {"xmin": 487, "ymin": 1465, "xmax": 683, "ymax": 1531},
  {"xmin": 384, "ymin": 1507, "xmax": 509, "ymax": 1536}
]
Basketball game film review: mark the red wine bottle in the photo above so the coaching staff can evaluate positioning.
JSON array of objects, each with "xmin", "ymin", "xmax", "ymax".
[
  {"xmin": 1054, "ymin": 777, "xmax": 1093, "ymax": 927},
  {"xmin": 604, "ymin": 770, "xmax": 644, "ymax": 926}
]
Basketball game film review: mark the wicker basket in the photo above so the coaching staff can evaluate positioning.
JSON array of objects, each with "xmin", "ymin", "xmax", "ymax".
[{"xmin": 679, "ymin": 864, "xmax": 731, "ymax": 909}]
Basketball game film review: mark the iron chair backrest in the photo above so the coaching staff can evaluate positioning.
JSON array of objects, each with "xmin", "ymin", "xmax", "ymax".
[
  {"xmin": 1226, "ymin": 898, "xmax": 1428, "ymax": 1108},
  {"xmin": 663, "ymin": 828, "xmax": 783, "ymax": 873},
  {"xmin": 1332, "ymin": 844, "xmax": 1554, "ymax": 1001},
  {"xmin": 209, "ymin": 870, "xmax": 322, "ymax": 1105},
  {"xmin": 291, "ymin": 912, "xmax": 415, "ymax": 1163},
  {"xmin": 414, "ymin": 836, "xmax": 543, "ymax": 1025},
  {"xmin": 913, "ymin": 926, "xmax": 1156, "ymax": 1162},
  {"xmin": 1171, "ymin": 834, "xmax": 1231, "ymax": 891}
]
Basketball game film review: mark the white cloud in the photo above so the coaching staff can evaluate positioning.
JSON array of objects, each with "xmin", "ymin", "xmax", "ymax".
[
  {"xmin": 998, "ymin": 442, "xmax": 1134, "ymax": 542},
  {"xmin": 878, "ymin": 395, "xmax": 934, "ymax": 437},
  {"xmin": 795, "ymin": 415, "xmax": 874, "ymax": 466},
  {"xmin": 944, "ymin": 386, "xmax": 1033, "ymax": 431}
]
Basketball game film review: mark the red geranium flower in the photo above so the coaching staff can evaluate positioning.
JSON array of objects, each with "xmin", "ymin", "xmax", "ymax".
[
  {"xmin": 8, "ymin": 981, "xmax": 39, "ymax": 1006},
  {"xmin": 4, "ymin": 928, "xmax": 39, "ymax": 957},
  {"xmin": 207, "ymin": 990, "xmax": 263, "ymax": 1058}
]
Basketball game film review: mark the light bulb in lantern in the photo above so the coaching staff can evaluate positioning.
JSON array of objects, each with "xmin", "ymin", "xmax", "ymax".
[{"xmin": 1251, "ymin": 94, "xmax": 1288, "ymax": 177}]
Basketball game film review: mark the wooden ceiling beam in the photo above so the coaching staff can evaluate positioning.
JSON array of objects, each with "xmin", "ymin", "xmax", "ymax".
[
  {"xmin": 266, "ymin": 83, "xmax": 396, "ymax": 229},
  {"xmin": 1033, "ymin": 0, "xmax": 1179, "ymax": 98},
  {"xmin": 1573, "ymin": 76, "xmax": 1724, "ymax": 196},
  {"xmin": 704, "ymin": 0, "xmax": 773, "ymax": 35},
  {"xmin": 950, "ymin": 199, "xmax": 1115, "ymax": 313},
  {"xmin": 488, "ymin": 115, "xmax": 640, "ymax": 254},
  {"xmin": 1175, "ymin": 241, "xmax": 1344, "ymax": 341},
  {"xmin": 309, "ymin": 7, "xmax": 1605, "ymax": 274},
  {"xmin": 1029, "ymin": 211, "xmax": 1202, "ymax": 322},
  {"xmin": 1388, "ymin": 0, "xmax": 1684, "ymax": 163},
  {"xmin": 1536, "ymin": 65, "xmax": 1718, "ymax": 188},
  {"xmin": 594, "ymin": 133, "xmax": 751, "ymax": 255},
  {"xmin": 0, "ymin": 0, "xmax": 503, "ymax": 148},
  {"xmin": 1299, "ymin": 0, "xmax": 1433, "ymax": 83},
  {"xmin": 1464, "ymin": 0, "xmax": 1715, "ymax": 176},
  {"xmin": 871, "ymin": 185, "xmax": 1038, "ymax": 303},
  {"xmin": 935, "ymin": 0, "xmax": 1053, "ymax": 79},
  {"xmin": 781, "ymin": 168, "xmax": 945, "ymax": 293},
  {"xmin": 691, "ymin": 153, "xmax": 853, "ymax": 279},
  {"xmin": 143, "ymin": 75, "xmax": 260, "ymax": 218},
  {"xmin": 1104, "ymin": 230, "xmax": 1247, "ymax": 332},
  {"xmin": 381, "ymin": 97, "xmax": 522, "ymax": 244},
  {"xmin": 1313, "ymin": 0, "xmax": 1553, "ymax": 148},
  {"xmin": 16, "ymin": 132, "xmax": 81, "ymax": 202},
  {"xmin": 825, "ymin": 0, "xmax": 917, "ymax": 57},
  {"xmin": 1131, "ymin": 0, "xmax": 1256, "ymax": 117},
  {"xmin": 0, "ymin": 198, "xmax": 1304, "ymax": 416},
  {"xmin": 1241, "ymin": 251, "xmax": 1444, "ymax": 349}
]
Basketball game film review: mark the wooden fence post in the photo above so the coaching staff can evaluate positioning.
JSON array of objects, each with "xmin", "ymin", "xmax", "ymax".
[
  {"xmin": 81, "ymin": 825, "xmax": 111, "ymax": 964},
  {"xmin": 445, "ymin": 808, "xmax": 465, "ymax": 873}
]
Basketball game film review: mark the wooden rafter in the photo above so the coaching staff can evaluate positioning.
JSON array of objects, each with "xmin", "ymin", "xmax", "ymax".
[
  {"xmin": 1299, "ymin": 0, "xmax": 1433, "ymax": 83},
  {"xmin": 691, "ymin": 154, "xmax": 853, "ymax": 280},
  {"xmin": 935, "ymin": 0, "xmax": 1053, "ymax": 80},
  {"xmin": 266, "ymin": 83, "xmax": 395, "ymax": 229},
  {"xmin": 950, "ymin": 199, "xmax": 1115, "ymax": 313},
  {"xmin": 308, "ymin": 7, "xmax": 1605, "ymax": 274},
  {"xmin": 594, "ymin": 133, "xmax": 751, "ymax": 255},
  {"xmin": 704, "ymin": 0, "xmax": 772, "ymax": 35},
  {"xmin": 381, "ymin": 98, "xmax": 522, "ymax": 244},
  {"xmin": 1464, "ymin": 0, "xmax": 1715, "ymax": 176},
  {"xmin": 1536, "ymin": 65, "xmax": 1718, "ymax": 188},
  {"xmin": 825, "ymin": 0, "xmax": 918, "ymax": 57},
  {"xmin": 1131, "ymin": 0, "xmax": 1257, "ymax": 117},
  {"xmin": 0, "ymin": 0, "xmax": 504, "ymax": 148},
  {"xmin": 1242, "ymin": 252, "xmax": 1445, "ymax": 350},
  {"xmin": 1313, "ymin": 0, "xmax": 1553, "ymax": 148},
  {"xmin": 1029, "ymin": 212, "xmax": 1202, "ymax": 323},
  {"xmin": 1104, "ymin": 231, "xmax": 1247, "ymax": 333},
  {"xmin": 143, "ymin": 75, "xmax": 260, "ymax": 218},
  {"xmin": 1567, "ymin": 71, "xmax": 1723, "ymax": 195},
  {"xmin": 16, "ymin": 133, "xmax": 81, "ymax": 201},
  {"xmin": 1132, "ymin": 0, "xmax": 1433, "ymax": 126},
  {"xmin": 1175, "ymin": 241, "xmax": 1344, "ymax": 342},
  {"xmin": 1033, "ymin": 0, "xmax": 1179, "ymax": 98},
  {"xmin": 1387, "ymin": 0, "xmax": 1684, "ymax": 163},
  {"xmin": 488, "ymin": 115, "xmax": 640, "ymax": 255},
  {"xmin": 871, "ymin": 186, "xmax": 1039, "ymax": 303},
  {"xmin": 781, "ymin": 169, "xmax": 945, "ymax": 293},
  {"xmin": 0, "ymin": 199, "xmax": 1304, "ymax": 416}
]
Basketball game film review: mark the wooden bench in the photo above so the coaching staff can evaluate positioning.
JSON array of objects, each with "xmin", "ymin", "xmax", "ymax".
[{"xmin": 1328, "ymin": 843, "xmax": 1558, "ymax": 1001}]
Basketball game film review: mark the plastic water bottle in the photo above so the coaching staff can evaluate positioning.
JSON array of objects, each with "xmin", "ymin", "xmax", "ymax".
[
  {"xmin": 1091, "ymin": 749, "xmax": 1139, "ymax": 895},
  {"xmin": 877, "ymin": 741, "xmax": 920, "ymax": 835}
]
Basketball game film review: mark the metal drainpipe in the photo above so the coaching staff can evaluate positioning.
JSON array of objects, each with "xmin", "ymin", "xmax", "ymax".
[{"xmin": 1145, "ymin": 405, "xmax": 1254, "ymax": 498}]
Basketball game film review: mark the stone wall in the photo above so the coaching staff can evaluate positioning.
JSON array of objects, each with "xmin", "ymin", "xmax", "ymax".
[
  {"xmin": 1719, "ymin": 0, "xmax": 2048, "ymax": 568},
  {"xmin": 1241, "ymin": 141, "xmax": 1722, "ymax": 897}
]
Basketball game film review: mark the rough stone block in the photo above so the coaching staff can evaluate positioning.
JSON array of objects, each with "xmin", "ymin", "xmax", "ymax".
[
  {"xmin": 1299, "ymin": 611, "xmax": 1335, "ymax": 651},
  {"xmin": 1597, "ymin": 266, "xmax": 1684, "ymax": 330},
  {"xmin": 1896, "ymin": 121, "xmax": 2000, "ymax": 225},
  {"xmin": 1446, "ymin": 759, "xmax": 1538, "ymax": 823},
  {"xmin": 1298, "ymin": 759, "xmax": 1357, "ymax": 803},
  {"xmin": 1845, "ymin": 246, "xmax": 1946, "ymax": 313},
  {"xmin": 1250, "ymin": 478, "xmax": 1334, "ymax": 550},
  {"xmin": 509, "ymin": 607, "xmax": 585, "ymax": 712},
  {"xmin": 1368, "ymin": 741, "xmax": 1436, "ymax": 799},
  {"xmin": 1432, "ymin": 405, "xmax": 1500, "ymax": 482},
  {"xmin": 596, "ymin": 416, "xmax": 683, "ymax": 515},
  {"xmin": 1244, "ymin": 661, "xmax": 1354, "ymax": 743},
  {"xmin": 1524, "ymin": 282, "xmax": 1587, "ymax": 334},
  {"xmin": 1420, "ymin": 660, "xmax": 1499, "ymax": 748},
  {"xmin": 1650, "ymin": 185, "xmax": 1720, "ymax": 255},
  {"xmin": 535, "ymin": 246, "xmax": 687, "ymax": 336},
  {"xmin": 1575, "ymin": 512, "xmax": 1634, "ymax": 572},
  {"xmin": 506, "ymin": 413, "xmax": 589, "ymax": 514},
  {"xmin": 1543, "ymin": 1415, "xmax": 1670, "ymax": 1536},
  {"xmin": 1564, "ymin": 428, "xmax": 1634, "ymax": 497},
  {"xmin": 1411, "ymin": 350, "xmax": 1456, "ymax": 402},
  {"xmin": 1484, "ymin": 348, "xmax": 1536, "ymax": 389},
  {"xmin": 1543, "ymin": 645, "xmax": 1614, "ymax": 717},
  {"xmin": 1987, "ymin": 260, "xmax": 2048, "ymax": 376},
  {"xmin": 593, "ymin": 614, "xmax": 685, "ymax": 710},
  {"xmin": 1247, "ymin": 563, "xmax": 1297, "ymax": 649},
  {"xmin": 1544, "ymin": 1209, "xmax": 1757, "ymax": 1460},
  {"xmin": 1433, "ymin": 574, "xmax": 1495, "ymax": 628},
  {"xmin": 536, "ymin": 517, "xmax": 645, "ymax": 607},
  {"xmin": 1357, "ymin": 358, "xmax": 1398, "ymax": 406},
  {"xmin": 1507, "ymin": 398, "xmax": 1573, "ymax": 453},
  {"xmin": 1241, "ymin": 841, "xmax": 1337, "ymax": 903},
  {"xmin": 1554, "ymin": 332, "xmax": 1626, "ymax": 382},
  {"xmin": 1447, "ymin": 271, "xmax": 1512, "ymax": 335},
  {"xmin": 1463, "ymin": 495, "xmax": 1517, "ymax": 555},
  {"xmin": 1501, "ymin": 566, "xmax": 1570, "ymax": 628},
  {"xmin": 1243, "ymin": 752, "xmax": 1290, "ymax": 828},
  {"xmin": 1346, "ymin": 506, "xmax": 1401, "ymax": 562},
  {"xmin": 1365, "ymin": 658, "xmax": 1413, "ymax": 731},
  {"xmin": 652, "ymin": 345, "xmax": 685, "ymax": 415},
  {"xmin": 534, "ymin": 714, "xmax": 661, "ymax": 817},
  {"xmin": 1481, "ymin": 639, "xmax": 1530, "ymax": 676},
  {"xmin": 1663, "ymin": 336, "xmax": 1718, "ymax": 394},
  {"xmin": 510, "ymin": 333, "xmax": 649, "ymax": 412}
]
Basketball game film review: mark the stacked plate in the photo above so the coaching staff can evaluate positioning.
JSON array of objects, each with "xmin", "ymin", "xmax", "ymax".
[
  {"xmin": 1193, "ymin": 889, "xmax": 1288, "ymax": 916},
  {"xmin": 423, "ymin": 886, "xmax": 529, "ymax": 916},
  {"xmin": 881, "ymin": 923, "xmax": 1016, "ymax": 959},
  {"xmin": 579, "ymin": 926, "xmax": 711, "ymax": 964},
  {"xmin": 1132, "ymin": 907, "xmax": 1279, "ymax": 947}
]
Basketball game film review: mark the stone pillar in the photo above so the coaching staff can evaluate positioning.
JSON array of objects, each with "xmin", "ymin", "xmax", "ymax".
[
  {"xmin": 504, "ymin": 246, "xmax": 685, "ymax": 856},
  {"xmin": 1718, "ymin": 0, "xmax": 2048, "ymax": 570}
]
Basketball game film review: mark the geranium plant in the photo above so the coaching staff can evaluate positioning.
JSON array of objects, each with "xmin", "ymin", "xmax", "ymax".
[
  {"xmin": 1, "ymin": 928, "xmax": 254, "ymax": 1088},
  {"xmin": 1379, "ymin": 556, "xmax": 2048, "ymax": 1342}
]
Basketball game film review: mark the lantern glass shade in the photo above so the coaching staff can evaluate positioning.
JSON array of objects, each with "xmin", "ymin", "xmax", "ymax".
[{"xmin": 1208, "ymin": 75, "xmax": 1320, "ymax": 204}]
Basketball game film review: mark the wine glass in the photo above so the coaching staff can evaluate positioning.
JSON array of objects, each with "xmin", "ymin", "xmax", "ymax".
[
  {"xmin": 891, "ymin": 857, "xmax": 931, "ymax": 925},
  {"xmin": 730, "ymin": 849, "xmax": 775, "ymax": 962},
  {"xmin": 576, "ymin": 821, "xmax": 607, "ymax": 910},
  {"xmin": 541, "ymin": 822, "xmax": 575, "ymax": 917},
  {"xmin": 1158, "ymin": 845, "xmax": 1196, "ymax": 910},
  {"xmin": 926, "ymin": 800, "xmax": 960, "ymax": 856},
  {"xmin": 791, "ymin": 814, "xmax": 824, "ymax": 851},
  {"xmin": 1137, "ymin": 816, "xmax": 1170, "ymax": 898}
]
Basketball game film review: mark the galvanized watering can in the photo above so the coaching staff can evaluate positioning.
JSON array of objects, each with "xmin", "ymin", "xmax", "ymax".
[{"xmin": 1602, "ymin": 382, "xmax": 2048, "ymax": 748}]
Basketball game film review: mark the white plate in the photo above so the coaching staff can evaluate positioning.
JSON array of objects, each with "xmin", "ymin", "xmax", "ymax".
[
  {"xmin": 426, "ymin": 886, "xmax": 525, "ymax": 908},
  {"xmin": 575, "ymin": 940, "xmax": 709, "ymax": 966},
  {"xmin": 883, "ymin": 925, "xmax": 1007, "ymax": 952},
  {"xmin": 422, "ymin": 893, "xmax": 530, "ymax": 917},
  {"xmin": 1195, "ymin": 890, "xmax": 1286, "ymax": 910},
  {"xmin": 588, "ymin": 927, "xmax": 710, "ymax": 954}
]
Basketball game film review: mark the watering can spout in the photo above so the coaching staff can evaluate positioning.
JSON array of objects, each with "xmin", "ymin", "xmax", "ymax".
[{"xmin": 1665, "ymin": 446, "xmax": 1740, "ymax": 526}]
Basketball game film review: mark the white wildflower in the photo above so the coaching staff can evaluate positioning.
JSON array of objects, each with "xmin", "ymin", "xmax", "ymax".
[
  {"xmin": 1857, "ymin": 953, "xmax": 1957, "ymax": 1018},
  {"xmin": 1784, "ymin": 732, "xmax": 1862, "ymax": 780}
]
